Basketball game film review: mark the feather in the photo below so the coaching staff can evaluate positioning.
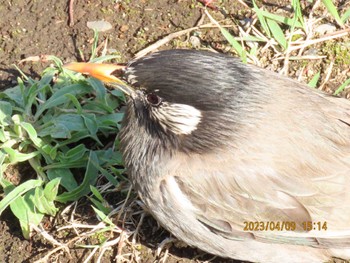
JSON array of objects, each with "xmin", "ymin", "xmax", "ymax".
[{"xmin": 119, "ymin": 49, "xmax": 350, "ymax": 262}]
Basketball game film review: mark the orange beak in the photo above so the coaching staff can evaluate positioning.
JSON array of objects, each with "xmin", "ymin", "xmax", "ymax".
[{"xmin": 64, "ymin": 62, "xmax": 135, "ymax": 95}]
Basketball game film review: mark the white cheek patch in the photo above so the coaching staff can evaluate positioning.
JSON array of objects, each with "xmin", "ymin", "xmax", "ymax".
[{"xmin": 152, "ymin": 103, "xmax": 202, "ymax": 135}]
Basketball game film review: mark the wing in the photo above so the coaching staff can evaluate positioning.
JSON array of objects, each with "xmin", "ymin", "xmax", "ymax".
[{"xmin": 171, "ymin": 80, "xmax": 350, "ymax": 247}]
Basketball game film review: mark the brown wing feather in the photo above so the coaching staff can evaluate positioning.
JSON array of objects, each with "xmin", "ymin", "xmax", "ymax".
[{"xmin": 172, "ymin": 80, "xmax": 350, "ymax": 246}]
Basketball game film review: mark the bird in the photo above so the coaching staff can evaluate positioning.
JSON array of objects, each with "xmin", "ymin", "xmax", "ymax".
[{"xmin": 64, "ymin": 49, "xmax": 350, "ymax": 263}]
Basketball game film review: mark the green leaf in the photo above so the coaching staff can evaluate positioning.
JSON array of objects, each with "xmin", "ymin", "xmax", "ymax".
[
  {"xmin": 0, "ymin": 179, "xmax": 43, "ymax": 215},
  {"xmin": 34, "ymin": 83, "xmax": 93, "ymax": 119},
  {"xmin": 341, "ymin": 8, "xmax": 350, "ymax": 23},
  {"xmin": 47, "ymin": 56, "xmax": 64, "ymax": 69},
  {"xmin": 34, "ymin": 187, "xmax": 58, "ymax": 216},
  {"xmin": 266, "ymin": 18, "xmax": 287, "ymax": 49},
  {"xmin": 99, "ymin": 166, "xmax": 119, "ymax": 186},
  {"xmin": 240, "ymin": 35, "xmax": 267, "ymax": 42},
  {"xmin": 50, "ymin": 130, "xmax": 91, "ymax": 148},
  {"xmin": 47, "ymin": 168, "xmax": 78, "ymax": 191},
  {"xmin": 12, "ymin": 189, "xmax": 45, "ymax": 239},
  {"xmin": 20, "ymin": 122, "xmax": 39, "ymax": 144},
  {"xmin": 65, "ymin": 93, "xmax": 83, "ymax": 113},
  {"xmin": 97, "ymin": 113, "xmax": 124, "ymax": 128},
  {"xmin": 64, "ymin": 144, "xmax": 88, "ymax": 162},
  {"xmin": 56, "ymin": 151, "xmax": 100, "ymax": 202},
  {"xmin": 38, "ymin": 114, "xmax": 86, "ymax": 138},
  {"xmin": 291, "ymin": 0, "xmax": 305, "ymax": 30},
  {"xmin": 90, "ymin": 185, "xmax": 105, "ymax": 203},
  {"xmin": 0, "ymin": 101, "xmax": 13, "ymax": 125},
  {"xmin": 96, "ymin": 148, "xmax": 123, "ymax": 166},
  {"xmin": 1, "ymin": 139, "xmax": 17, "ymax": 148},
  {"xmin": 90, "ymin": 198, "xmax": 111, "ymax": 215},
  {"xmin": 84, "ymin": 100, "xmax": 115, "ymax": 114},
  {"xmin": 11, "ymin": 114, "xmax": 23, "ymax": 137},
  {"xmin": 321, "ymin": 0, "xmax": 343, "ymax": 26},
  {"xmin": 88, "ymin": 78, "xmax": 107, "ymax": 103},
  {"xmin": 2, "ymin": 147, "xmax": 40, "ymax": 164},
  {"xmin": 308, "ymin": 72, "xmax": 321, "ymax": 88},
  {"xmin": 44, "ymin": 159, "xmax": 87, "ymax": 170},
  {"xmin": 90, "ymin": 30, "xmax": 99, "ymax": 61},
  {"xmin": 83, "ymin": 114, "xmax": 98, "ymax": 137},
  {"xmin": 91, "ymin": 206, "xmax": 115, "ymax": 226},
  {"xmin": 220, "ymin": 27, "xmax": 247, "ymax": 63},
  {"xmin": 110, "ymin": 89, "xmax": 125, "ymax": 100},
  {"xmin": 49, "ymin": 146, "xmax": 58, "ymax": 160},
  {"xmin": 40, "ymin": 123, "xmax": 70, "ymax": 138},
  {"xmin": 254, "ymin": 7, "xmax": 303, "ymax": 28},
  {"xmin": 0, "ymin": 127, "xmax": 8, "ymax": 142},
  {"xmin": 334, "ymin": 78, "xmax": 350, "ymax": 95},
  {"xmin": 38, "ymin": 71, "xmax": 55, "ymax": 88},
  {"xmin": 0, "ymin": 152, "xmax": 7, "ymax": 179},
  {"xmin": 253, "ymin": 0, "xmax": 271, "ymax": 37},
  {"xmin": 31, "ymin": 178, "xmax": 60, "ymax": 216},
  {"xmin": 44, "ymin": 177, "xmax": 61, "ymax": 201},
  {"xmin": 90, "ymin": 185, "xmax": 113, "ymax": 214},
  {"xmin": 20, "ymin": 122, "xmax": 54, "ymax": 156},
  {"xmin": 23, "ymin": 83, "xmax": 39, "ymax": 115},
  {"xmin": 0, "ymin": 85, "xmax": 25, "ymax": 108}
]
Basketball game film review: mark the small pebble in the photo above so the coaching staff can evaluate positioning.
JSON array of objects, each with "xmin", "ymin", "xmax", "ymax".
[
  {"xmin": 315, "ymin": 23, "xmax": 336, "ymax": 35},
  {"xmin": 87, "ymin": 20, "xmax": 113, "ymax": 32},
  {"xmin": 189, "ymin": 36, "xmax": 201, "ymax": 48}
]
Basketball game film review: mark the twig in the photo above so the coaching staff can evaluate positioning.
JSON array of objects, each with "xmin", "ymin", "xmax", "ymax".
[
  {"xmin": 289, "ymin": 28, "xmax": 350, "ymax": 52},
  {"xmin": 18, "ymin": 55, "xmax": 54, "ymax": 64},
  {"xmin": 116, "ymin": 184, "xmax": 133, "ymax": 224},
  {"xmin": 83, "ymin": 246, "xmax": 99, "ymax": 263},
  {"xmin": 31, "ymin": 224, "xmax": 67, "ymax": 248},
  {"xmin": 31, "ymin": 223, "xmax": 72, "ymax": 263},
  {"xmin": 97, "ymin": 235, "xmax": 124, "ymax": 263},
  {"xmin": 134, "ymin": 22, "xmax": 233, "ymax": 59},
  {"xmin": 33, "ymin": 246, "xmax": 69, "ymax": 263},
  {"xmin": 297, "ymin": 65, "xmax": 306, "ymax": 82},
  {"xmin": 132, "ymin": 212, "xmax": 145, "ymax": 244},
  {"xmin": 319, "ymin": 60, "xmax": 334, "ymax": 90},
  {"xmin": 69, "ymin": 0, "xmax": 75, "ymax": 27},
  {"xmin": 156, "ymin": 237, "xmax": 176, "ymax": 257},
  {"xmin": 95, "ymin": 38, "xmax": 108, "ymax": 57},
  {"xmin": 160, "ymin": 248, "xmax": 170, "ymax": 263},
  {"xmin": 117, "ymin": 231, "xmax": 127, "ymax": 257},
  {"xmin": 273, "ymin": 55, "xmax": 327, "ymax": 61}
]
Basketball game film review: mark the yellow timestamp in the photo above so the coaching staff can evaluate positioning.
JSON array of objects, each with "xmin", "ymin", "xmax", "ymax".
[
  {"xmin": 243, "ymin": 221, "xmax": 297, "ymax": 231},
  {"xmin": 302, "ymin": 221, "xmax": 328, "ymax": 231},
  {"xmin": 243, "ymin": 221, "xmax": 328, "ymax": 231}
]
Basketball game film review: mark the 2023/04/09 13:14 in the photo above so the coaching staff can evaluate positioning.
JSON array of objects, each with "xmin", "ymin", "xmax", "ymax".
[{"xmin": 243, "ymin": 221, "xmax": 328, "ymax": 231}]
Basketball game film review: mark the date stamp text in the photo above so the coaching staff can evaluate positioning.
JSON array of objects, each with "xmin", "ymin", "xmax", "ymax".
[{"xmin": 243, "ymin": 221, "xmax": 328, "ymax": 231}]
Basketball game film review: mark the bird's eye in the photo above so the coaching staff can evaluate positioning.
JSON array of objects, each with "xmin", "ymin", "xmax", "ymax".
[{"xmin": 146, "ymin": 93, "xmax": 162, "ymax": 107}]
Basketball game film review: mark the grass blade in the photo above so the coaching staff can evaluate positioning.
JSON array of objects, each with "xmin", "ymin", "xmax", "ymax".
[
  {"xmin": 220, "ymin": 27, "xmax": 247, "ymax": 63},
  {"xmin": 341, "ymin": 8, "xmax": 350, "ymax": 23},
  {"xmin": 334, "ymin": 78, "xmax": 350, "ymax": 95},
  {"xmin": 266, "ymin": 18, "xmax": 287, "ymax": 49},
  {"xmin": 308, "ymin": 72, "xmax": 321, "ymax": 88},
  {"xmin": 252, "ymin": 0, "xmax": 271, "ymax": 37},
  {"xmin": 204, "ymin": 9, "xmax": 247, "ymax": 62},
  {"xmin": 321, "ymin": 0, "xmax": 343, "ymax": 26}
]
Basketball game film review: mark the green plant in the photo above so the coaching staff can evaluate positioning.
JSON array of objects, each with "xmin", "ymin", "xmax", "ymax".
[{"xmin": 0, "ymin": 54, "xmax": 125, "ymax": 238}]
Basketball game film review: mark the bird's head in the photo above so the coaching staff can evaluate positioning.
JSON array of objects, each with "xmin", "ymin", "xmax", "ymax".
[{"xmin": 64, "ymin": 50, "xmax": 264, "ymax": 154}]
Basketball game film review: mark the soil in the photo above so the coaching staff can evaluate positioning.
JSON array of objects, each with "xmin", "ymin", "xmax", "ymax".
[{"xmin": 0, "ymin": 0, "xmax": 349, "ymax": 262}]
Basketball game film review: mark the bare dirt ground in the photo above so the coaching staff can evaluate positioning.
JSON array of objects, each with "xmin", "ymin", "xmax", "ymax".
[{"xmin": 0, "ymin": 0, "xmax": 349, "ymax": 262}]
